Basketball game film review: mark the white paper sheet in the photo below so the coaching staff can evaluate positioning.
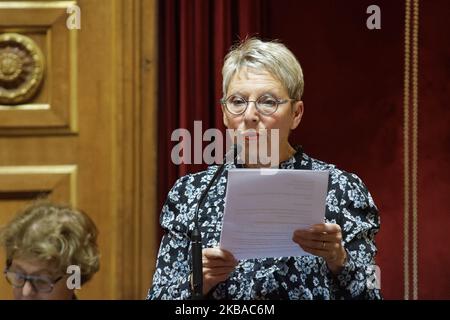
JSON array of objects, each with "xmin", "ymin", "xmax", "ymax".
[{"xmin": 219, "ymin": 169, "xmax": 329, "ymax": 260}]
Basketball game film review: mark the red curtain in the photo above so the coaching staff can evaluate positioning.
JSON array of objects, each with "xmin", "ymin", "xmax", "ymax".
[
  {"xmin": 417, "ymin": 0, "xmax": 450, "ymax": 299},
  {"xmin": 156, "ymin": 0, "xmax": 450, "ymax": 299},
  {"xmin": 157, "ymin": 0, "xmax": 266, "ymax": 210}
]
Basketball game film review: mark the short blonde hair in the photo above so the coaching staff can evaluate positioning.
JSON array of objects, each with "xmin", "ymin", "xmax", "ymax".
[
  {"xmin": 222, "ymin": 38, "xmax": 304, "ymax": 100},
  {"xmin": 0, "ymin": 202, "xmax": 99, "ymax": 284}
]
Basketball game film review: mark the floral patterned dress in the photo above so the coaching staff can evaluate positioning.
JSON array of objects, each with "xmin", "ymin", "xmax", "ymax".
[{"xmin": 147, "ymin": 147, "xmax": 381, "ymax": 300}]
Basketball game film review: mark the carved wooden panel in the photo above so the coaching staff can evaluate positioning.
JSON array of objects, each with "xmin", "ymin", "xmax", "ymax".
[
  {"xmin": 0, "ymin": 0, "xmax": 158, "ymax": 300},
  {"xmin": 0, "ymin": 165, "xmax": 77, "ymax": 299},
  {"xmin": 0, "ymin": 1, "xmax": 78, "ymax": 134}
]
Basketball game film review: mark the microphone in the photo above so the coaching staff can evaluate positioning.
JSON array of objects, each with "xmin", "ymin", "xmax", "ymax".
[{"xmin": 191, "ymin": 144, "xmax": 241, "ymax": 299}]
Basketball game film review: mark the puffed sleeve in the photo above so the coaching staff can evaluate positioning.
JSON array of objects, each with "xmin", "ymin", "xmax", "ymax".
[
  {"xmin": 146, "ymin": 175, "xmax": 193, "ymax": 300},
  {"xmin": 327, "ymin": 172, "xmax": 382, "ymax": 299}
]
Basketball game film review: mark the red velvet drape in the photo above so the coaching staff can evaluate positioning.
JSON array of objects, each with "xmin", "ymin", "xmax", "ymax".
[{"xmin": 156, "ymin": 0, "xmax": 450, "ymax": 299}]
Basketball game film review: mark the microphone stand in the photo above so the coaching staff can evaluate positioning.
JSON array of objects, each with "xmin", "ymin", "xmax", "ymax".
[{"xmin": 191, "ymin": 144, "xmax": 240, "ymax": 300}]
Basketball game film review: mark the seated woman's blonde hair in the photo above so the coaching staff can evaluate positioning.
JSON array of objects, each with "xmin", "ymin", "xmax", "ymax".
[{"xmin": 0, "ymin": 201, "xmax": 100, "ymax": 284}]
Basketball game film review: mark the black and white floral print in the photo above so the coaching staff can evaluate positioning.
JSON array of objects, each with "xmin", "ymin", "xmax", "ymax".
[{"xmin": 147, "ymin": 147, "xmax": 381, "ymax": 300}]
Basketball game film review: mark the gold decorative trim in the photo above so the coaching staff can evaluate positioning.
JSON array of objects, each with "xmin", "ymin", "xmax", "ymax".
[
  {"xmin": 403, "ymin": 0, "xmax": 420, "ymax": 300},
  {"xmin": 0, "ymin": 103, "xmax": 49, "ymax": 110},
  {"xmin": 70, "ymin": 29, "xmax": 78, "ymax": 131},
  {"xmin": 0, "ymin": 165, "xmax": 77, "ymax": 175},
  {"xmin": 0, "ymin": 33, "xmax": 45, "ymax": 104},
  {"xmin": 411, "ymin": 0, "xmax": 419, "ymax": 301},
  {"xmin": 0, "ymin": 1, "xmax": 76, "ymax": 9},
  {"xmin": 403, "ymin": 0, "xmax": 411, "ymax": 301},
  {"xmin": 0, "ymin": 165, "xmax": 78, "ymax": 205}
]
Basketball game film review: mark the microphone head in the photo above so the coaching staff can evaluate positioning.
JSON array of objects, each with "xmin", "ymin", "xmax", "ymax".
[
  {"xmin": 234, "ymin": 143, "xmax": 242, "ymax": 156},
  {"xmin": 225, "ymin": 144, "xmax": 242, "ymax": 164}
]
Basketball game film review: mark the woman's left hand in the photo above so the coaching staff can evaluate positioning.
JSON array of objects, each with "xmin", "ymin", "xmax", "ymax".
[{"xmin": 292, "ymin": 223, "xmax": 347, "ymax": 275}]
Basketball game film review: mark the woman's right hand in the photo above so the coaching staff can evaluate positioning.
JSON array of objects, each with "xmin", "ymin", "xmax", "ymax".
[{"xmin": 201, "ymin": 247, "xmax": 238, "ymax": 294}]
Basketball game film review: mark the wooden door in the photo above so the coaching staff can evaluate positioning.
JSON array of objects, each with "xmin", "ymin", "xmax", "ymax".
[{"xmin": 0, "ymin": 0, "xmax": 158, "ymax": 299}]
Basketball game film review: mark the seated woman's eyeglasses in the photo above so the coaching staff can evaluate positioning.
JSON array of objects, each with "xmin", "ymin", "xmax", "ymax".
[
  {"xmin": 4, "ymin": 268, "xmax": 63, "ymax": 293},
  {"xmin": 220, "ymin": 94, "xmax": 297, "ymax": 116}
]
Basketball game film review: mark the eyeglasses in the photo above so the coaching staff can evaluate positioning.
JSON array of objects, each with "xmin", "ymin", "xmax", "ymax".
[
  {"xmin": 4, "ymin": 268, "xmax": 63, "ymax": 293},
  {"xmin": 221, "ymin": 94, "xmax": 297, "ymax": 116}
]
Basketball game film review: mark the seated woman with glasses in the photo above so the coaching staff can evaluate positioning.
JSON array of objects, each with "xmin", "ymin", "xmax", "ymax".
[
  {"xmin": 0, "ymin": 201, "xmax": 100, "ymax": 300},
  {"xmin": 147, "ymin": 38, "xmax": 381, "ymax": 300}
]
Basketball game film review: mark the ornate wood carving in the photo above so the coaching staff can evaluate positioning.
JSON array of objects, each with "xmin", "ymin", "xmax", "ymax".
[{"xmin": 0, "ymin": 33, "xmax": 44, "ymax": 105}]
